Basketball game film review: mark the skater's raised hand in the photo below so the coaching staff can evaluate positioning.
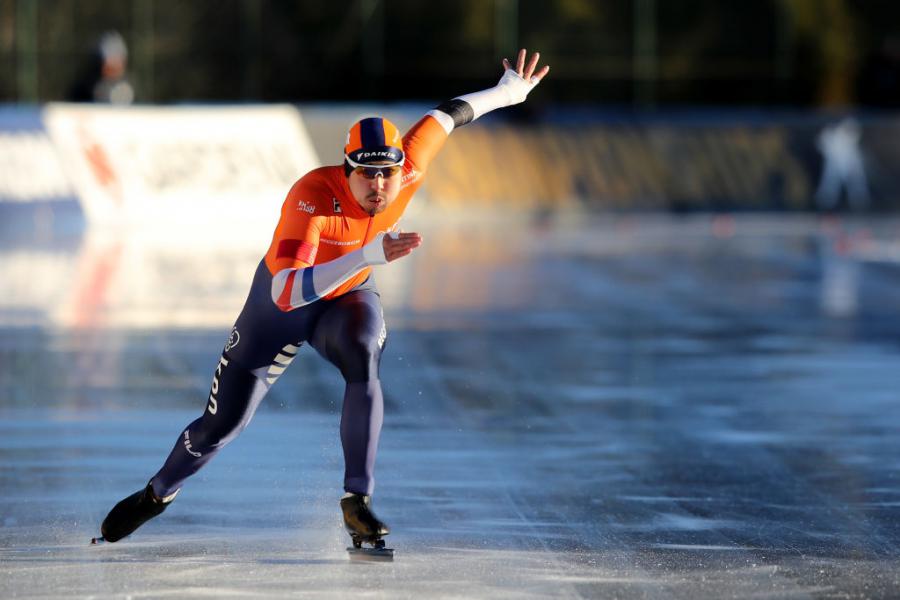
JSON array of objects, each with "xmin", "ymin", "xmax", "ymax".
[
  {"xmin": 383, "ymin": 231, "xmax": 422, "ymax": 262},
  {"xmin": 502, "ymin": 49, "xmax": 550, "ymax": 85}
]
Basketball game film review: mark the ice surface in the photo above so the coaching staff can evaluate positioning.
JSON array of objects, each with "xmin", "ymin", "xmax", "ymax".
[{"xmin": 2, "ymin": 213, "xmax": 900, "ymax": 598}]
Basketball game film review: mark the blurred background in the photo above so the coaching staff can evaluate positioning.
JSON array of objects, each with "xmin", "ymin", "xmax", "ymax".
[
  {"xmin": 3, "ymin": 2, "xmax": 900, "ymax": 597},
  {"xmin": 4, "ymin": 0, "xmax": 900, "ymax": 107},
  {"xmin": 4, "ymin": 0, "xmax": 900, "ymax": 219}
]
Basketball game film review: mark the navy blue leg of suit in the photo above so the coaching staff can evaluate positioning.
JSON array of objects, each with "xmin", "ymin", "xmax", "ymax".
[
  {"xmin": 309, "ymin": 290, "xmax": 386, "ymax": 496},
  {"xmin": 150, "ymin": 261, "xmax": 386, "ymax": 498}
]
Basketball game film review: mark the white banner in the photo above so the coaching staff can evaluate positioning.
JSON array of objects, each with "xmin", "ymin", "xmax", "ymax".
[
  {"xmin": 0, "ymin": 131, "xmax": 74, "ymax": 202},
  {"xmin": 44, "ymin": 104, "xmax": 320, "ymax": 229}
]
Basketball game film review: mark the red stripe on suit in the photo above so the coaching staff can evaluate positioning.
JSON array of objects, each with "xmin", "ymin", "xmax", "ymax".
[
  {"xmin": 276, "ymin": 270, "xmax": 297, "ymax": 311},
  {"xmin": 277, "ymin": 239, "xmax": 318, "ymax": 265}
]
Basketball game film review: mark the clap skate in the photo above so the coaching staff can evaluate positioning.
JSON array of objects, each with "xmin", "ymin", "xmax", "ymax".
[
  {"xmin": 341, "ymin": 493, "xmax": 393, "ymax": 561},
  {"xmin": 92, "ymin": 482, "xmax": 177, "ymax": 544}
]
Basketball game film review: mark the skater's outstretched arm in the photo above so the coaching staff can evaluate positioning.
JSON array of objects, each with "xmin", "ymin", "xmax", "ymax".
[
  {"xmin": 271, "ymin": 231, "xmax": 420, "ymax": 311},
  {"xmin": 403, "ymin": 48, "xmax": 550, "ymax": 173}
]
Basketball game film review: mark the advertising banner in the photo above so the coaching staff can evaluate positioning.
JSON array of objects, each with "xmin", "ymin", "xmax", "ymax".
[
  {"xmin": 2, "ymin": 104, "xmax": 898, "ymax": 218},
  {"xmin": 44, "ymin": 104, "xmax": 320, "ymax": 229},
  {"xmin": 0, "ymin": 108, "xmax": 76, "ymax": 204}
]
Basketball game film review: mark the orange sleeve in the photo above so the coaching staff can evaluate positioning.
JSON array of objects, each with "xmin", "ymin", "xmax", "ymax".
[
  {"xmin": 267, "ymin": 178, "xmax": 326, "ymax": 273},
  {"xmin": 403, "ymin": 115, "xmax": 449, "ymax": 174}
]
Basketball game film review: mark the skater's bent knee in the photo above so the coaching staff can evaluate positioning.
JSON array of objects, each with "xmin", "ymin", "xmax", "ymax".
[{"xmin": 338, "ymin": 337, "xmax": 382, "ymax": 382}]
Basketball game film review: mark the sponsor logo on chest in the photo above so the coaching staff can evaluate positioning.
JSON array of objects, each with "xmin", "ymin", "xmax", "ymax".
[
  {"xmin": 320, "ymin": 238, "xmax": 360, "ymax": 246},
  {"xmin": 297, "ymin": 200, "xmax": 315, "ymax": 214}
]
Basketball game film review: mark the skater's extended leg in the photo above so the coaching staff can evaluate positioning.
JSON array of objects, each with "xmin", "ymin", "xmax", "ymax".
[
  {"xmin": 310, "ymin": 290, "xmax": 386, "ymax": 496},
  {"xmin": 97, "ymin": 260, "xmax": 327, "ymax": 543},
  {"xmin": 150, "ymin": 352, "xmax": 270, "ymax": 497},
  {"xmin": 99, "ymin": 353, "xmax": 271, "ymax": 542}
]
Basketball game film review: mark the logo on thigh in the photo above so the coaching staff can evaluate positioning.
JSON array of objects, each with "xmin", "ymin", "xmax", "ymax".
[
  {"xmin": 207, "ymin": 355, "xmax": 229, "ymax": 415},
  {"xmin": 377, "ymin": 322, "xmax": 387, "ymax": 349},
  {"xmin": 224, "ymin": 327, "xmax": 240, "ymax": 352},
  {"xmin": 377, "ymin": 309, "xmax": 387, "ymax": 349}
]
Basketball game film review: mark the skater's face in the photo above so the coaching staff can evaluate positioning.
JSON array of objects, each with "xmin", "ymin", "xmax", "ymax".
[{"xmin": 348, "ymin": 161, "xmax": 402, "ymax": 216}]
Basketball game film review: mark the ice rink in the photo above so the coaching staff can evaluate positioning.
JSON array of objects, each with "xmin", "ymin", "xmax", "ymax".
[{"xmin": 2, "ymin": 211, "xmax": 900, "ymax": 599}]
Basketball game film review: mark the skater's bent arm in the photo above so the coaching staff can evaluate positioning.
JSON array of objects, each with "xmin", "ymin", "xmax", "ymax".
[
  {"xmin": 404, "ymin": 49, "xmax": 549, "ymax": 173},
  {"xmin": 271, "ymin": 232, "xmax": 421, "ymax": 312}
]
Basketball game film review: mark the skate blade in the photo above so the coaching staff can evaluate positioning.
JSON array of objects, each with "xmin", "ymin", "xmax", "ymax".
[
  {"xmin": 347, "ymin": 546, "xmax": 394, "ymax": 562},
  {"xmin": 90, "ymin": 537, "xmax": 106, "ymax": 545}
]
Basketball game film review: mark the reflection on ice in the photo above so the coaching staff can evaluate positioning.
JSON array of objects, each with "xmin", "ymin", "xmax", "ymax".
[{"xmin": 2, "ymin": 212, "xmax": 898, "ymax": 332}]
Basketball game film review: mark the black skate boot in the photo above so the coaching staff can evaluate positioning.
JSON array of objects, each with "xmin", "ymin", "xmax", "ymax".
[
  {"xmin": 341, "ymin": 493, "xmax": 393, "ymax": 561},
  {"xmin": 93, "ymin": 482, "xmax": 177, "ymax": 544}
]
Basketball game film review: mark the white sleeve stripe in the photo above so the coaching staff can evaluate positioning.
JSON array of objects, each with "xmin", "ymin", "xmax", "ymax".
[
  {"xmin": 271, "ymin": 269, "xmax": 292, "ymax": 305},
  {"xmin": 426, "ymin": 109, "xmax": 455, "ymax": 135}
]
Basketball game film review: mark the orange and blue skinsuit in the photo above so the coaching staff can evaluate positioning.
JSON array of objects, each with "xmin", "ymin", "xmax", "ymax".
[{"xmin": 149, "ymin": 115, "xmax": 449, "ymax": 497}]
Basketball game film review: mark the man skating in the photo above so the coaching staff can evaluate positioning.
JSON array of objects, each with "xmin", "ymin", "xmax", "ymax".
[{"xmin": 97, "ymin": 49, "xmax": 550, "ymax": 554}]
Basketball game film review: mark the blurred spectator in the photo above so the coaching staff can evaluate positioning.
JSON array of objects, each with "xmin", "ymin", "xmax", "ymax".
[
  {"xmin": 814, "ymin": 118, "xmax": 870, "ymax": 211},
  {"xmin": 66, "ymin": 31, "xmax": 134, "ymax": 105}
]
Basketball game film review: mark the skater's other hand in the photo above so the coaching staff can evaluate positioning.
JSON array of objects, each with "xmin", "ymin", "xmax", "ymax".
[{"xmin": 383, "ymin": 231, "xmax": 422, "ymax": 262}]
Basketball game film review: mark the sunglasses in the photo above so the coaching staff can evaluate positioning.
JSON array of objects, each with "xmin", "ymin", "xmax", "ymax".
[
  {"xmin": 353, "ymin": 165, "xmax": 402, "ymax": 179},
  {"xmin": 345, "ymin": 155, "xmax": 404, "ymax": 179}
]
